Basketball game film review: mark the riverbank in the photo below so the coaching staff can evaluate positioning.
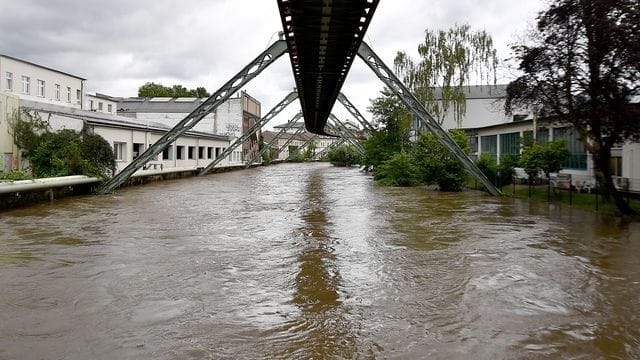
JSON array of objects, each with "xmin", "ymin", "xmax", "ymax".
[{"xmin": 0, "ymin": 163, "xmax": 266, "ymax": 212}]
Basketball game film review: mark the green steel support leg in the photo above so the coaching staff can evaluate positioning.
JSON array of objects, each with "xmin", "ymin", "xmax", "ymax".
[
  {"xmin": 273, "ymin": 126, "xmax": 306, "ymax": 160},
  {"xmin": 245, "ymin": 112, "xmax": 303, "ymax": 168},
  {"xmin": 97, "ymin": 40, "xmax": 288, "ymax": 194},
  {"xmin": 287, "ymin": 134, "xmax": 319, "ymax": 160},
  {"xmin": 356, "ymin": 41, "xmax": 501, "ymax": 196},
  {"xmin": 199, "ymin": 91, "xmax": 299, "ymax": 175},
  {"xmin": 327, "ymin": 114, "xmax": 365, "ymax": 155},
  {"xmin": 337, "ymin": 93, "xmax": 375, "ymax": 131},
  {"xmin": 315, "ymin": 138, "xmax": 346, "ymax": 160}
]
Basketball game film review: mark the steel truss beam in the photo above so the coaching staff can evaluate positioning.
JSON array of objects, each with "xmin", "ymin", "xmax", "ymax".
[
  {"xmin": 327, "ymin": 114, "xmax": 365, "ymax": 155},
  {"xmin": 199, "ymin": 91, "xmax": 299, "ymax": 175},
  {"xmin": 337, "ymin": 93, "xmax": 374, "ymax": 131},
  {"xmin": 97, "ymin": 40, "xmax": 288, "ymax": 194},
  {"xmin": 272, "ymin": 125, "xmax": 306, "ymax": 160},
  {"xmin": 245, "ymin": 112, "xmax": 303, "ymax": 168},
  {"xmin": 356, "ymin": 42, "xmax": 501, "ymax": 196},
  {"xmin": 286, "ymin": 133, "xmax": 319, "ymax": 160},
  {"xmin": 314, "ymin": 137, "xmax": 347, "ymax": 160}
]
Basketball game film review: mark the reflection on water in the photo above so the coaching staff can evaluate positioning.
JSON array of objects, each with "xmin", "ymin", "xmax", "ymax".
[{"xmin": 0, "ymin": 162, "xmax": 639, "ymax": 359}]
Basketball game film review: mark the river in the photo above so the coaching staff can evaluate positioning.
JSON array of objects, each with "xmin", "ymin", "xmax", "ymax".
[{"xmin": 0, "ymin": 162, "xmax": 638, "ymax": 359}]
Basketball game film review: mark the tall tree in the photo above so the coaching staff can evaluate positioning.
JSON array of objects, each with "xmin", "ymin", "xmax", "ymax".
[
  {"xmin": 505, "ymin": 0, "xmax": 640, "ymax": 214},
  {"xmin": 394, "ymin": 24, "xmax": 498, "ymax": 127}
]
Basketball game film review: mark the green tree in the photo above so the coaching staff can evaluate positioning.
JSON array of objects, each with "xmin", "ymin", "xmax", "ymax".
[
  {"xmin": 413, "ymin": 129, "xmax": 470, "ymax": 191},
  {"xmin": 363, "ymin": 88, "xmax": 412, "ymax": 169},
  {"xmin": 519, "ymin": 139, "xmax": 571, "ymax": 182},
  {"xmin": 138, "ymin": 82, "xmax": 211, "ymax": 98},
  {"xmin": 394, "ymin": 24, "xmax": 498, "ymax": 126},
  {"xmin": 505, "ymin": 0, "xmax": 640, "ymax": 214}
]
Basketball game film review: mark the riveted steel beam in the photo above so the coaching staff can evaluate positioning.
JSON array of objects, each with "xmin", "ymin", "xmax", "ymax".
[
  {"xmin": 245, "ymin": 112, "xmax": 303, "ymax": 168},
  {"xmin": 356, "ymin": 41, "xmax": 501, "ymax": 196},
  {"xmin": 98, "ymin": 40, "xmax": 289, "ymax": 194},
  {"xmin": 199, "ymin": 91, "xmax": 299, "ymax": 175},
  {"xmin": 327, "ymin": 114, "xmax": 365, "ymax": 155},
  {"xmin": 337, "ymin": 93, "xmax": 374, "ymax": 131}
]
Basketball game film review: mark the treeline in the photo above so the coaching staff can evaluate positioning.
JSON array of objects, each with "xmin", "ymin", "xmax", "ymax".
[{"xmin": 138, "ymin": 82, "xmax": 210, "ymax": 98}]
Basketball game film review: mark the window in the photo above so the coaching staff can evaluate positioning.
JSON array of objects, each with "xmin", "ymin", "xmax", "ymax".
[
  {"xmin": 198, "ymin": 146, "xmax": 205, "ymax": 159},
  {"xmin": 76, "ymin": 89, "xmax": 81, "ymax": 100},
  {"xmin": 21, "ymin": 76, "xmax": 30, "ymax": 94},
  {"xmin": 37, "ymin": 80, "xmax": 45, "ymax": 97},
  {"xmin": 480, "ymin": 135, "xmax": 497, "ymax": 162},
  {"xmin": 67, "ymin": 87, "xmax": 71, "ymax": 102},
  {"xmin": 113, "ymin": 142, "xmax": 126, "ymax": 161},
  {"xmin": 98, "ymin": 102, "xmax": 103, "ymax": 111},
  {"xmin": 107, "ymin": 104, "xmax": 113, "ymax": 113},
  {"xmin": 133, "ymin": 143, "xmax": 144, "ymax": 160},
  {"xmin": 176, "ymin": 145, "xmax": 185, "ymax": 160},
  {"xmin": 536, "ymin": 127, "xmax": 549, "ymax": 144},
  {"xmin": 207, "ymin": 147, "xmax": 213, "ymax": 159},
  {"xmin": 188, "ymin": 146, "xmax": 196, "ymax": 159},
  {"xmin": 162, "ymin": 145, "xmax": 173, "ymax": 160},
  {"xmin": 89, "ymin": 100, "xmax": 94, "ymax": 110},
  {"xmin": 500, "ymin": 132, "xmax": 520, "ymax": 160},
  {"xmin": 5, "ymin": 72, "xmax": 12, "ymax": 91},
  {"xmin": 554, "ymin": 126, "xmax": 587, "ymax": 169},
  {"xmin": 55, "ymin": 84, "xmax": 61, "ymax": 100}
]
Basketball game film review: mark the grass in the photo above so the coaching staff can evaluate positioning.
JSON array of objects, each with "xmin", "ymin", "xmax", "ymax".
[{"xmin": 466, "ymin": 178, "xmax": 640, "ymax": 215}]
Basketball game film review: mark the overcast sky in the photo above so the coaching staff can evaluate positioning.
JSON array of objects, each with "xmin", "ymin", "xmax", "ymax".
[{"xmin": 0, "ymin": 0, "xmax": 544, "ymax": 126}]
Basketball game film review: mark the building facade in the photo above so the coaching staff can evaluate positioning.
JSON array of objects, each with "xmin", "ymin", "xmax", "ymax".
[
  {"xmin": 1, "ymin": 54, "xmax": 85, "ymax": 110},
  {"xmin": 0, "ymin": 92, "xmax": 20, "ymax": 173}
]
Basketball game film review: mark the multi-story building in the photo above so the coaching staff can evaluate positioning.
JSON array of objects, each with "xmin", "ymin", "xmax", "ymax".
[
  {"xmin": 213, "ymin": 91, "xmax": 261, "ymax": 162},
  {"xmin": 0, "ymin": 92, "xmax": 19, "ymax": 172},
  {"xmin": 1, "ymin": 53, "xmax": 85, "ymax": 110}
]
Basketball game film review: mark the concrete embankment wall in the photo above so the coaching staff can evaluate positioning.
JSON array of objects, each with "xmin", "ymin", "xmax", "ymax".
[{"xmin": 0, "ymin": 164, "xmax": 254, "ymax": 211}]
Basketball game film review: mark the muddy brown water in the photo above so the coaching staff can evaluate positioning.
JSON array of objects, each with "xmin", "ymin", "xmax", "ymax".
[{"xmin": 1, "ymin": 162, "xmax": 638, "ymax": 359}]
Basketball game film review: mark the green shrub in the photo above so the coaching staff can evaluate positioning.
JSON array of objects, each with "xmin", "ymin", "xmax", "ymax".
[
  {"xmin": 327, "ymin": 145, "xmax": 362, "ymax": 167},
  {"xmin": 374, "ymin": 152, "xmax": 421, "ymax": 186},
  {"xmin": 413, "ymin": 130, "xmax": 469, "ymax": 191}
]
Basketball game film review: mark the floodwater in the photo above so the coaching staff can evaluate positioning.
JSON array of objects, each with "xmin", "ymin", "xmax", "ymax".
[{"xmin": 0, "ymin": 162, "xmax": 638, "ymax": 359}]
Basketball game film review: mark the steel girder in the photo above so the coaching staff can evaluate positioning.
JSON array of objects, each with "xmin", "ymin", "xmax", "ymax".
[
  {"xmin": 245, "ymin": 112, "xmax": 303, "ymax": 168},
  {"xmin": 272, "ymin": 125, "xmax": 306, "ymax": 159},
  {"xmin": 314, "ymin": 137, "xmax": 347, "ymax": 160},
  {"xmin": 356, "ymin": 42, "xmax": 501, "ymax": 196},
  {"xmin": 286, "ymin": 133, "xmax": 319, "ymax": 160},
  {"xmin": 327, "ymin": 114, "xmax": 365, "ymax": 155},
  {"xmin": 337, "ymin": 93, "xmax": 374, "ymax": 131},
  {"xmin": 199, "ymin": 91, "xmax": 299, "ymax": 175},
  {"xmin": 97, "ymin": 40, "xmax": 288, "ymax": 194}
]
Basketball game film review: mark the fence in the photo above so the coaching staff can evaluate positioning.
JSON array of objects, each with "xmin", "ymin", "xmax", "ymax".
[{"xmin": 511, "ymin": 173, "xmax": 639, "ymax": 211}]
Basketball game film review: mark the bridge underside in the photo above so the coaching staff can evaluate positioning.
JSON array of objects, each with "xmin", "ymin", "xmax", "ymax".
[{"xmin": 277, "ymin": 0, "xmax": 379, "ymax": 134}]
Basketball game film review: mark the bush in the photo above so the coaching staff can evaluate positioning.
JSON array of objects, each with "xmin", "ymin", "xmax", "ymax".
[
  {"xmin": 327, "ymin": 145, "xmax": 362, "ymax": 167},
  {"xmin": 11, "ymin": 111, "xmax": 115, "ymax": 179},
  {"xmin": 374, "ymin": 152, "xmax": 421, "ymax": 186},
  {"xmin": 413, "ymin": 130, "xmax": 469, "ymax": 191}
]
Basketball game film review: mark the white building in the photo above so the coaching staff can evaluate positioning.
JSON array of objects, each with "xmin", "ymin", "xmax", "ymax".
[
  {"xmin": 1, "ymin": 53, "xmax": 85, "ymax": 110},
  {"xmin": 19, "ymin": 100, "xmax": 232, "ymax": 172},
  {"xmin": 85, "ymin": 93, "xmax": 118, "ymax": 115}
]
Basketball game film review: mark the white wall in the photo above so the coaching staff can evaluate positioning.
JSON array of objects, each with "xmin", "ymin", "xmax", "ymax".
[
  {"xmin": 214, "ymin": 98, "xmax": 243, "ymax": 139},
  {"xmin": 440, "ymin": 97, "xmax": 516, "ymax": 130},
  {"xmin": 1, "ymin": 56, "xmax": 84, "ymax": 109},
  {"xmin": 86, "ymin": 94, "xmax": 117, "ymax": 114},
  {"xmin": 135, "ymin": 112, "xmax": 215, "ymax": 134}
]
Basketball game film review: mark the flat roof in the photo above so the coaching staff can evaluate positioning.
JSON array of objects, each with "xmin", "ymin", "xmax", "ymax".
[{"xmin": 0, "ymin": 53, "xmax": 86, "ymax": 80}]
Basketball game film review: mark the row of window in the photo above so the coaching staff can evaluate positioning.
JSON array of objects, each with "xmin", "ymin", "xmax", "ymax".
[
  {"xmin": 88, "ymin": 99, "xmax": 113, "ymax": 113},
  {"xmin": 114, "ymin": 142, "xmax": 230, "ymax": 162},
  {"xmin": 476, "ymin": 127, "xmax": 587, "ymax": 169},
  {"xmin": 4, "ymin": 71, "xmax": 80, "ymax": 102}
]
